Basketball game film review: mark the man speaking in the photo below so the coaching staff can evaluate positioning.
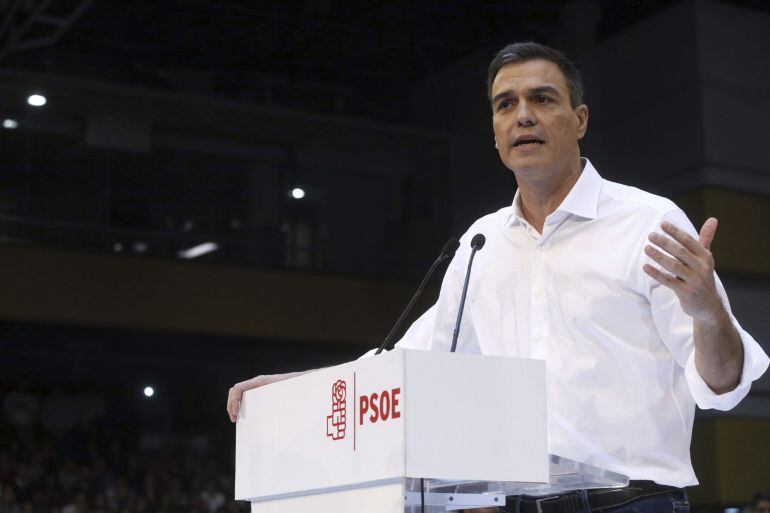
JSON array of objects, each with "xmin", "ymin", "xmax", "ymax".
[{"xmin": 228, "ymin": 42, "xmax": 769, "ymax": 513}]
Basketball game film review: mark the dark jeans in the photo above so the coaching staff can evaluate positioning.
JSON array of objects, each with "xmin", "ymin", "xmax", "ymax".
[
  {"xmin": 501, "ymin": 489, "xmax": 690, "ymax": 513},
  {"xmin": 603, "ymin": 490, "xmax": 690, "ymax": 513}
]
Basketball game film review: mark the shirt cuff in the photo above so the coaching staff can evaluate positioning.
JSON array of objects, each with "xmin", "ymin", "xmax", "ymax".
[{"xmin": 685, "ymin": 322, "xmax": 770, "ymax": 411}]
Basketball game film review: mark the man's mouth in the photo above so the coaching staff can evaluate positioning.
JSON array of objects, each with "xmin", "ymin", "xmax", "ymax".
[{"xmin": 513, "ymin": 137, "xmax": 545, "ymax": 148}]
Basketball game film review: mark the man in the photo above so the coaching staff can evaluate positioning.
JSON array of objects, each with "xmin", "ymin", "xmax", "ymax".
[{"xmin": 227, "ymin": 43, "xmax": 769, "ymax": 513}]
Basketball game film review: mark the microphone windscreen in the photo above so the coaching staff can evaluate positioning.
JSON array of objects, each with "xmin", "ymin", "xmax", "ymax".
[
  {"xmin": 471, "ymin": 233, "xmax": 486, "ymax": 250},
  {"xmin": 441, "ymin": 237, "xmax": 460, "ymax": 258}
]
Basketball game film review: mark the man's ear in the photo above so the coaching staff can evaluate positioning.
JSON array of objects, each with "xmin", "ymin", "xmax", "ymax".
[{"xmin": 575, "ymin": 104, "xmax": 589, "ymax": 140}]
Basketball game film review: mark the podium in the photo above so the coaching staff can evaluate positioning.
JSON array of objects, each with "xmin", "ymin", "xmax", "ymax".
[{"xmin": 235, "ymin": 349, "xmax": 627, "ymax": 512}]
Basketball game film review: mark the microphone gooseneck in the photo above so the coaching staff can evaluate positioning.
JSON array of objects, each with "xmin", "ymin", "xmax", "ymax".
[
  {"xmin": 450, "ymin": 233, "xmax": 486, "ymax": 353},
  {"xmin": 375, "ymin": 236, "xmax": 460, "ymax": 355}
]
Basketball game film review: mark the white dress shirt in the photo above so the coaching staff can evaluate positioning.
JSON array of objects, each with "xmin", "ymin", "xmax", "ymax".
[{"xmin": 392, "ymin": 159, "xmax": 769, "ymax": 488}]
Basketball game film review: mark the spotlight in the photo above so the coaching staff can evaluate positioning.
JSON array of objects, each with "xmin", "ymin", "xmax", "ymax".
[
  {"xmin": 27, "ymin": 94, "xmax": 47, "ymax": 107},
  {"xmin": 2, "ymin": 118, "xmax": 18, "ymax": 129},
  {"xmin": 291, "ymin": 187, "xmax": 305, "ymax": 199},
  {"xmin": 178, "ymin": 242, "xmax": 219, "ymax": 259},
  {"xmin": 143, "ymin": 386, "xmax": 155, "ymax": 398},
  {"xmin": 113, "ymin": 242, "xmax": 123, "ymax": 252}
]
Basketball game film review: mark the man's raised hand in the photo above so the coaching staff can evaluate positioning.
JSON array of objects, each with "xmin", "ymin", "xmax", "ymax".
[{"xmin": 642, "ymin": 217, "xmax": 724, "ymax": 321}]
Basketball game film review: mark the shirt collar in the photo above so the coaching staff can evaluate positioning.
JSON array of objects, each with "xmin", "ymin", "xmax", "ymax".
[{"xmin": 506, "ymin": 158, "xmax": 603, "ymax": 227}]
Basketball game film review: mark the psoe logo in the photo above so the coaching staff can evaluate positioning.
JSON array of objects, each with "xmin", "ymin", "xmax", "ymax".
[{"xmin": 326, "ymin": 379, "xmax": 347, "ymax": 441}]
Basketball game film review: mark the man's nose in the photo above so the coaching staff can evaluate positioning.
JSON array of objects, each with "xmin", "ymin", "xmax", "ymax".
[{"xmin": 516, "ymin": 101, "xmax": 536, "ymax": 127}]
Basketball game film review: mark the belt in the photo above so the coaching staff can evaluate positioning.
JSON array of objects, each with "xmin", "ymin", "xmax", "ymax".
[{"xmin": 511, "ymin": 480, "xmax": 684, "ymax": 513}]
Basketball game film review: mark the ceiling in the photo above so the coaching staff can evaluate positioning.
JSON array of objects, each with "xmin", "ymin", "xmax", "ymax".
[{"xmin": 3, "ymin": 0, "xmax": 767, "ymax": 121}]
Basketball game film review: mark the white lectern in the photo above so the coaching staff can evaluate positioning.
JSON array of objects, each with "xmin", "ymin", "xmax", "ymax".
[{"xmin": 235, "ymin": 349, "xmax": 627, "ymax": 512}]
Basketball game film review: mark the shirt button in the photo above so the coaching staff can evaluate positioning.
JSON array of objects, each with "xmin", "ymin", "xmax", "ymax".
[{"xmin": 534, "ymin": 333, "xmax": 543, "ymax": 341}]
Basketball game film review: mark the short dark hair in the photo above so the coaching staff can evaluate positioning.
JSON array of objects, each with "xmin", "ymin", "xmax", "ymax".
[{"xmin": 487, "ymin": 42, "xmax": 584, "ymax": 108}]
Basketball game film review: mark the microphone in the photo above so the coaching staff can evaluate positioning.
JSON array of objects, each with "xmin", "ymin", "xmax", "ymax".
[
  {"xmin": 450, "ymin": 234, "xmax": 486, "ymax": 353},
  {"xmin": 375, "ymin": 237, "xmax": 460, "ymax": 355}
]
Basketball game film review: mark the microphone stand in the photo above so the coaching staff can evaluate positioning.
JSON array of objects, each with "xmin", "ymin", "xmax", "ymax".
[
  {"xmin": 375, "ymin": 237, "xmax": 459, "ymax": 355},
  {"xmin": 450, "ymin": 234, "xmax": 485, "ymax": 353}
]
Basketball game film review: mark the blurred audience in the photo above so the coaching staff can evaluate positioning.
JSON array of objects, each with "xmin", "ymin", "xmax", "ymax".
[
  {"xmin": 0, "ymin": 383, "xmax": 245, "ymax": 513},
  {"xmin": 752, "ymin": 492, "xmax": 770, "ymax": 513}
]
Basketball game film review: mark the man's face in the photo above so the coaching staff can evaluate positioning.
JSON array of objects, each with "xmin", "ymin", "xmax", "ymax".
[{"xmin": 490, "ymin": 59, "xmax": 588, "ymax": 176}]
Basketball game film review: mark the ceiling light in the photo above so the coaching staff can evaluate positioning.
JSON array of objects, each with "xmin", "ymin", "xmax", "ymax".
[
  {"xmin": 178, "ymin": 242, "xmax": 219, "ymax": 259},
  {"xmin": 2, "ymin": 118, "xmax": 18, "ymax": 129},
  {"xmin": 291, "ymin": 187, "xmax": 305, "ymax": 199},
  {"xmin": 143, "ymin": 386, "xmax": 155, "ymax": 398},
  {"xmin": 27, "ymin": 94, "xmax": 47, "ymax": 107}
]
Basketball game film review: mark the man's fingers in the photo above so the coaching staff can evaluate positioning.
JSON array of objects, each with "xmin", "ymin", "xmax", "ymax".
[
  {"xmin": 643, "ymin": 263, "xmax": 684, "ymax": 290},
  {"xmin": 648, "ymin": 232, "xmax": 699, "ymax": 269},
  {"xmin": 229, "ymin": 399, "xmax": 240, "ymax": 422},
  {"xmin": 699, "ymin": 217, "xmax": 718, "ymax": 251},
  {"xmin": 227, "ymin": 385, "xmax": 243, "ymax": 423},
  {"xmin": 644, "ymin": 245, "xmax": 693, "ymax": 281},
  {"xmin": 226, "ymin": 375, "xmax": 281, "ymax": 423},
  {"xmin": 229, "ymin": 400, "xmax": 240, "ymax": 422},
  {"xmin": 660, "ymin": 221, "xmax": 706, "ymax": 257}
]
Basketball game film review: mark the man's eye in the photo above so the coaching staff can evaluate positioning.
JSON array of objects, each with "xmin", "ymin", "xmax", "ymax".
[
  {"xmin": 498, "ymin": 100, "xmax": 511, "ymax": 110},
  {"xmin": 535, "ymin": 96, "xmax": 551, "ymax": 104}
]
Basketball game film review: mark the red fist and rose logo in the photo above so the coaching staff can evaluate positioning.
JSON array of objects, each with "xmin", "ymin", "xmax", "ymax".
[{"xmin": 326, "ymin": 379, "xmax": 347, "ymax": 440}]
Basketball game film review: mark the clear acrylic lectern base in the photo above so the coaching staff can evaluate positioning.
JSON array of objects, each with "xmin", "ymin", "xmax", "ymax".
[
  {"xmin": 404, "ymin": 454, "xmax": 629, "ymax": 512},
  {"xmin": 247, "ymin": 454, "xmax": 629, "ymax": 513}
]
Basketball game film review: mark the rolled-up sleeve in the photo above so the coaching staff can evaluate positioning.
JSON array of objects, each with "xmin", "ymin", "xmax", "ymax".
[
  {"xmin": 683, "ymin": 295, "xmax": 769, "ymax": 410},
  {"xmin": 646, "ymin": 209, "xmax": 770, "ymax": 410}
]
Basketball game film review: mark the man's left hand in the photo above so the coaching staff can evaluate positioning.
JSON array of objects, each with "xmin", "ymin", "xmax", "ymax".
[{"xmin": 642, "ymin": 217, "xmax": 724, "ymax": 321}]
